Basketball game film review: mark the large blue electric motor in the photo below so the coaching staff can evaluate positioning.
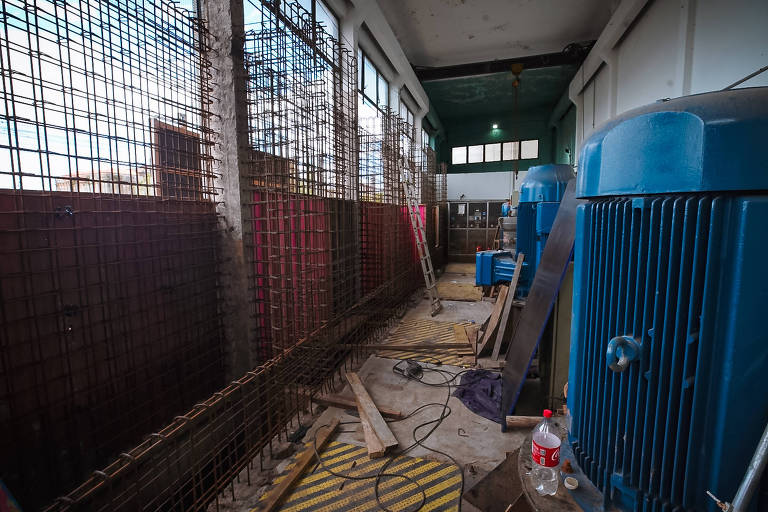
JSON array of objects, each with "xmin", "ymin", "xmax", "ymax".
[
  {"xmin": 568, "ymin": 88, "xmax": 768, "ymax": 512},
  {"xmin": 476, "ymin": 164, "xmax": 574, "ymax": 296}
]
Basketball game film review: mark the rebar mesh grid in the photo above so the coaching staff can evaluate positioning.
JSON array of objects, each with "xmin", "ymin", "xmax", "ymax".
[
  {"xmin": 0, "ymin": 0, "xmax": 215, "ymax": 198},
  {"xmin": 244, "ymin": 0, "xmax": 364, "ymax": 358},
  {"xmin": 3, "ymin": 0, "xmax": 447, "ymax": 509},
  {"xmin": 42, "ymin": 317, "xmax": 404, "ymax": 512},
  {"xmin": 0, "ymin": 0, "xmax": 222, "ymax": 509}
]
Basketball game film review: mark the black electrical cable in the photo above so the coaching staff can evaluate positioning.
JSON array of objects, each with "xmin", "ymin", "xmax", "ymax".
[{"xmin": 308, "ymin": 360, "xmax": 502, "ymax": 511}]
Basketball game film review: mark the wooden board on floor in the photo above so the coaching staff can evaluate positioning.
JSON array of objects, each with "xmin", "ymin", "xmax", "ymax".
[
  {"xmin": 465, "ymin": 324, "xmax": 480, "ymax": 353},
  {"xmin": 505, "ymin": 416, "xmax": 541, "ymax": 429},
  {"xmin": 345, "ymin": 373, "xmax": 398, "ymax": 458},
  {"xmin": 443, "ymin": 262, "xmax": 476, "ymax": 275},
  {"xmin": 436, "ymin": 281, "xmax": 483, "ymax": 301},
  {"xmin": 348, "ymin": 343, "xmax": 473, "ymax": 350},
  {"xmin": 311, "ymin": 394, "xmax": 405, "ymax": 420},
  {"xmin": 453, "ymin": 324, "xmax": 469, "ymax": 343},
  {"xmin": 257, "ymin": 418, "xmax": 340, "ymax": 511},
  {"xmin": 379, "ymin": 319, "xmax": 476, "ymax": 366}
]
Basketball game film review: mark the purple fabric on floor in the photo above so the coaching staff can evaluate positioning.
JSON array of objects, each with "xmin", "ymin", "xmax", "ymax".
[{"xmin": 453, "ymin": 369, "xmax": 502, "ymax": 424}]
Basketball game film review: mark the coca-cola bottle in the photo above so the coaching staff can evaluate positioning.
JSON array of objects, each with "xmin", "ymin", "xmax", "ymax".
[{"xmin": 531, "ymin": 409, "xmax": 560, "ymax": 495}]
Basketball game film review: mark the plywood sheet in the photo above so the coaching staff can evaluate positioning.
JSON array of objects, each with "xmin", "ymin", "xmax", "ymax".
[
  {"xmin": 436, "ymin": 281, "xmax": 483, "ymax": 301},
  {"xmin": 377, "ymin": 319, "xmax": 476, "ymax": 366}
]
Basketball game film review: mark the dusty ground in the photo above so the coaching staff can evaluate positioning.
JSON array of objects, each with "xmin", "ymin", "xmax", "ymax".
[{"xmin": 208, "ymin": 266, "xmax": 524, "ymax": 512}]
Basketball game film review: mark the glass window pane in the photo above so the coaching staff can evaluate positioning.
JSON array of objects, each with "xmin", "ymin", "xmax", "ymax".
[
  {"xmin": 485, "ymin": 143, "xmax": 501, "ymax": 162},
  {"xmin": 363, "ymin": 56, "xmax": 376, "ymax": 100},
  {"xmin": 468, "ymin": 145, "xmax": 483, "ymax": 163},
  {"xmin": 452, "ymin": 147, "xmax": 467, "ymax": 165},
  {"xmin": 502, "ymin": 141, "xmax": 519, "ymax": 160},
  {"xmin": 316, "ymin": 0, "xmax": 338, "ymax": 39},
  {"xmin": 296, "ymin": 0, "xmax": 312, "ymax": 13},
  {"xmin": 377, "ymin": 74, "xmax": 388, "ymax": 109},
  {"xmin": 521, "ymin": 139, "xmax": 539, "ymax": 159}
]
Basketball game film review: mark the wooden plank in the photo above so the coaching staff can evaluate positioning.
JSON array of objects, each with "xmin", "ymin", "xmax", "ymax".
[
  {"xmin": 477, "ymin": 285, "xmax": 509, "ymax": 355},
  {"xmin": 453, "ymin": 324, "xmax": 469, "ymax": 343},
  {"xmin": 505, "ymin": 415, "xmax": 541, "ymax": 429},
  {"xmin": 476, "ymin": 359, "xmax": 506, "ymax": 369},
  {"xmin": 258, "ymin": 417, "xmax": 340, "ymax": 511},
  {"xmin": 311, "ymin": 394, "xmax": 406, "ymax": 420},
  {"xmin": 360, "ymin": 413, "xmax": 386, "ymax": 458},
  {"xmin": 436, "ymin": 281, "xmax": 483, "ymax": 301},
  {"xmin": 346, "ymin": 343, "xmax": 472, "ymax": 350},
  {"xmin": 465, "ymin": 324, "xmax": 480, "ymax": 353},
  {"xmin": 492, "ymin": 252, "xmax": 525, "ymax": 361},
  {"xmin": 345, "ymin": 372, "xmax": 398, "ymax": 458},
  {"xmin": 444, "ymin": 262, "xmax": 476, "ymax": 274}
]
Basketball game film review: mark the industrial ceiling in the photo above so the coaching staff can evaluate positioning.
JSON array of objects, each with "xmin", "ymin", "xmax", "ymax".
[
  {"xmin": 423, "ymin": 65, "xmax": 578, "ymax": 120},
  {"xmin": 377, "ymin": 0, "xmax": 615, "ymax": 68}
]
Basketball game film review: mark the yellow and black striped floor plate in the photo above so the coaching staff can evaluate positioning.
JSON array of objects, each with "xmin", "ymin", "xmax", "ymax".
[
  {"xmin": 254, "ymin": 441, "xmax": 461, "ymax": 512},
  {"xmin": 379, "ymin": 319, "xmax": 475, "ymax": 367}
]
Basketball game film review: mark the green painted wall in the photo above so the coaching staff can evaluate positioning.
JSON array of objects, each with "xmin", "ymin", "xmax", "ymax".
[
  {"xmin": 438, "ymin": 107, "xmax": 553, "ymax": 174},
  {"xmin": 553, "ymin": 105, "xmax": 576, "ymax": 166}
]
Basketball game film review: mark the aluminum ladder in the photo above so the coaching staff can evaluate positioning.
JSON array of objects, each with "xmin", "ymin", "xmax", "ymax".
[{"xmin": 399, "ymin": 157, "xmax": 442, "ymax": 316}]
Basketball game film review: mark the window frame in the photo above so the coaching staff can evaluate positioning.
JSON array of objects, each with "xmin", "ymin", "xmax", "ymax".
[
  {"xmin": 484, "ymin": 142, "xmax": 501, "ymax": 162},
  {"xmin": 451, "ymin": 146, "xmax": 467, "ymax": 165},
  {"xmin": 359, "ymin": 51, "xmax": 389, "ymax": 114},
  {"xmin": 520, "ymin": 139, "xmax": 539, "ymax": 160},
  {"xmin": 450, "ymin": 138, "xmax": 539, "ymax": 164},
  {"xmin": 467, "ymin": 144, "xmax": 484, "ymax": 164}
]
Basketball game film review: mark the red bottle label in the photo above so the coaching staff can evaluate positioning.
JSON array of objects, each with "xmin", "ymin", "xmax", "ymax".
[{"xmin": 532, "ymin": 439, "xmax": 560, "ymax": 467}]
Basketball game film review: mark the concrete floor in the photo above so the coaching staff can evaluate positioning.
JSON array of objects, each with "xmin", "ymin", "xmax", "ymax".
[
  {"xmin": 405, "ymin": 293, "xmax": 494, "ymax": 325},
  {"xmin": 216, "ymin": 264, "xmax": 529, "ymax": 511},
  {"xmin": 305, "ymin": 355, "xmax": 526, "ymax": 511},
  {"xmin": 298, "ymin": 266, "xmax": 527, "ymax": 511}
]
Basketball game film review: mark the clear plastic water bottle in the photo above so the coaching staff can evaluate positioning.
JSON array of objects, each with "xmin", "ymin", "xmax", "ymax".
[{"xmin": 531, "ymin": 409, "xmax": 560, "ymax": 495}]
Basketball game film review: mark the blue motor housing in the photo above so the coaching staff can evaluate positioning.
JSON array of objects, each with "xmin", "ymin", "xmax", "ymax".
[
  {"xmin": 476, "ymin": 164, "xmax": 574, "ymax": 295},
  {"xmin": 568, "ymin": 88, "xmax": 768, "ymax": 512}
]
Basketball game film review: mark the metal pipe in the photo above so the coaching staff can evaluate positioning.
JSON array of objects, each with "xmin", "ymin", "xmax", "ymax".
[
  {"xmin": 732, "ymin": 419, "xmax": 768, "ymax": 511},
  {"xmin": 722, "ymin": 65, "xmax": 768, "ymax": 91}
]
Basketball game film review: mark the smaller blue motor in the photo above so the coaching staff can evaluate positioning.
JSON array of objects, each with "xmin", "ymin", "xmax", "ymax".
[{"xmin": 476, "ymin": 164, "xmax": 574, "ymax": 296}]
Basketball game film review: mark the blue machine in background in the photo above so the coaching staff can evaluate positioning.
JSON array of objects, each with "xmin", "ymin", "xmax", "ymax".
[
  {"xmin": 567, "ymin": 88, "xmax": 768, "ymax": 512},
  {"xmin": 476, "ymin": 164, "xmax": 575, "ymax": 296}
]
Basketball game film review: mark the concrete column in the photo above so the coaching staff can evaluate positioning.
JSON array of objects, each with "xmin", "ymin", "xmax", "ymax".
[
  {"xmin": 389, "ymin": 80, "xmax": 404, "ymax": 113},
  {"xmin": 340, "ymin": 8, "xmax": 361, "ymax": 53},
  {"xmin": 413, "ymin": 114, "xmax": 424, "ymax": 149},
  {"xmin": 204, "ymin": 0, "xmax": 256, "ymax": 379}
]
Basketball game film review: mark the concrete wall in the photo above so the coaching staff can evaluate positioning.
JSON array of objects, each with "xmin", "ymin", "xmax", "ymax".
[
  {"xmin": 443, "ymin": 105, "xmax": 572, "ymax": 200},
  {"xmin": 447, "ymin": 171, "xmax": 515, "ymax": 201},
  {"xmin": 569, "ymin": 0, "xmax": 768, "ymax": 164}
]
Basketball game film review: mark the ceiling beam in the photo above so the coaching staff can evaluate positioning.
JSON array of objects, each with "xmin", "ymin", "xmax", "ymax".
[{"xmin": 414, "ymin": 42, "xmax": 595, "ymax": 82}]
